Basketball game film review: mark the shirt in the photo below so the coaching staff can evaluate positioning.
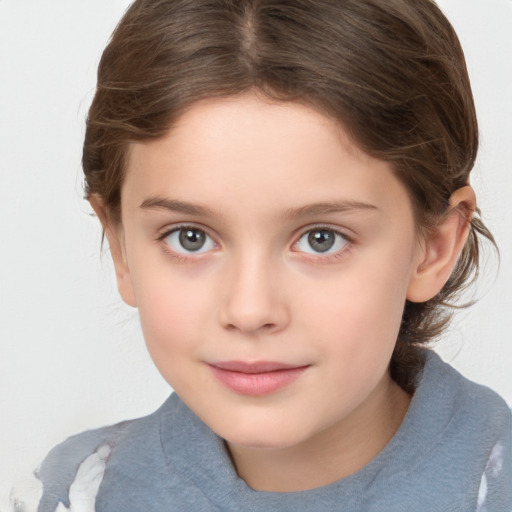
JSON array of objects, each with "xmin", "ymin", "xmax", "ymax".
[{"xmin": 28, "ymin": 351, "xmax": 512, "ymax": 511}]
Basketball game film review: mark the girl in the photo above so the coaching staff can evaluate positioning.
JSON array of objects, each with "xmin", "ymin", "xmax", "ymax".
[{"xmin": 8, "ymin": 0, "xmax": 511, "ymax": 510}]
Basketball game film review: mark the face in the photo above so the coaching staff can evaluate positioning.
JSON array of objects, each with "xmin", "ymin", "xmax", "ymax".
[{"xmin": 110, "ymin": 93, "xmax": 426, "ymax": 451}]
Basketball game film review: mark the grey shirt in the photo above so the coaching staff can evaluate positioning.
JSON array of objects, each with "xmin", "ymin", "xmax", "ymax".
[{"xmin": 36, "ymin": 351, "xmax": 512, "ymax": 511}]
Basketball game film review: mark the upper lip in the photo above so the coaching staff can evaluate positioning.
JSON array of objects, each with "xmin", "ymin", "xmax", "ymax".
[{"xmin": 209, "ymin": 361, "xmax": 308, "ymax": 374}]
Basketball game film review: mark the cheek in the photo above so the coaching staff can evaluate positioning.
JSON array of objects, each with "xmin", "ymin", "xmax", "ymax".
[
  {"xmin": 298, "ymin": 249, "xmax": 413, "ymax": 356},
  {"xmin": 133, "ymin": 268, "xmax": 212, "ymax": 363},
  {"xmin": 297, "ymin": 264, "xmax": 409, "ymax": 413}
]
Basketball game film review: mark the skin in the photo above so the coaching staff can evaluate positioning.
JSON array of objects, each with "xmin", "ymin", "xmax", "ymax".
[{"xmin": 91, "ymin": 93, "xmax": 474, "ymax": 492}]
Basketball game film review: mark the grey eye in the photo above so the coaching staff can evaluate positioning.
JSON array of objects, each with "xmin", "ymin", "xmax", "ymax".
[
  {"xmin": 164, "ymin": 228, "xmax": 215, "ymax": 254},
  {"xmin": 296, "ymin": 228, "xmax": 348, "ymax": 254},
  {"xmin": 179, "ymin": 229, "xmax": 206, "ymax": 251},
  {"xmin": 308, "ymin": 230, "xmax": 335, "ymax": 252}
]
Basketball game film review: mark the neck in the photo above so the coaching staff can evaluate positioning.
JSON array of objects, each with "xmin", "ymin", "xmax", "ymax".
[{"xmin": 227, "ymin": 375, "xmax": 411, "ymax": 492}]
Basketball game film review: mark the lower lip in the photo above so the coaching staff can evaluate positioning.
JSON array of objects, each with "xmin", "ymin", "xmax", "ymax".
[{"xmin": 209, "ymin": 365, "xmax": 309, "ymax": 396}]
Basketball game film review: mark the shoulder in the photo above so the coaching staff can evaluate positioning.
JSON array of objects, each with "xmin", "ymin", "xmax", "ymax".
[
  {"xmin": 22, "ymin": 395, "xmax": 178, "ymax": 512},
  {"xmin": 419, "ymin": 350, "xmax": 511, "ymax": 434},
  {"xmin": 448, "ymin": 365, "xmax": 512, "ymax": 511},
  {"xmin": 40, "ymin": 420, "xmax": 131, "ymax": 478},
  {"xmin": 412, "ymin": 351, "xmax": 512, "ymax": 509},
  {"xmin": 10, "ymin": 422, "xmax": 129, "ymax": 512},
  {"xmin": 31, "ymin": 420, "xmax": 132, "ymax": 512}
]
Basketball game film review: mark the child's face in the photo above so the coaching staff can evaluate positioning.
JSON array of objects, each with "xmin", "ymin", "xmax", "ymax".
[{"xmin": 112, "ymin": 93, "xmax": 425, "ymax": 450}]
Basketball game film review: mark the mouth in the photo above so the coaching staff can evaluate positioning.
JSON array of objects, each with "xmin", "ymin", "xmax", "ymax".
[{"xmin": 208, "ymin": 361, "xmax": 310, "ymax": 396}]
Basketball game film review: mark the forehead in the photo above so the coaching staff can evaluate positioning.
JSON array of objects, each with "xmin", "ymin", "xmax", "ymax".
[
  {"xmin": 122, "ymin": 93, "xmax": 413, "ymax": 222},
  {"xmin": 128, "ymin": 94, "xmax": 360, "ymax": 170}
]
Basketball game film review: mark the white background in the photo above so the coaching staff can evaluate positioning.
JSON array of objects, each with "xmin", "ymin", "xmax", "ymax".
[{"xmin": 0, "ymin": 0, "xmax": 511, "ymax": 507}]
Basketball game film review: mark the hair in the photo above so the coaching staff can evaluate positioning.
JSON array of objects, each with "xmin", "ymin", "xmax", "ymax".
[{"xmin": 83, "ymin": 0, "xmax": 495, "ymax": 393}]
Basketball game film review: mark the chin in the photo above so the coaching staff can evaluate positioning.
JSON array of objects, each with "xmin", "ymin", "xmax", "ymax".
[
  {"xmin": 219, "ymin": 422, "xmax": 309, "ymax": 451},
  {"xmin": 228, "ymin": 437, "xmax": 293, "ymax": 450}
]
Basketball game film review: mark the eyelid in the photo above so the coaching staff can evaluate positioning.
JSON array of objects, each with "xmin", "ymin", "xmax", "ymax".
[
  {"xmin": 157, "ymin": 223, "xmax": 219, "ymax": 258},
  {"xmin": 157, "ymin": 222, "xmax": 216, "ymax": 241},
  {"xmin": 156, "ymin": 222, "xmax": 353, "ymax": 262},
  {"xmin": 293, "ymin": 224, "xmax": 354, "ymax": 243},
  {"xmin": 291, "ymin": 224, "xmax": 353, "ymax": 259}
]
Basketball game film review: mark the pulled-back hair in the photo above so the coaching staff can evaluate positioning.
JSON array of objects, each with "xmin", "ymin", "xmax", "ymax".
[{"xmin": 83, "ymin": 0, "xmax": 495, "ymax": 392}]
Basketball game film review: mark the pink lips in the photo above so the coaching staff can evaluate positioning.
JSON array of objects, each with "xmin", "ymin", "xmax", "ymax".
[{"xmin": 208, "ymin": 361, "xmax": 309, "ymax": 396}]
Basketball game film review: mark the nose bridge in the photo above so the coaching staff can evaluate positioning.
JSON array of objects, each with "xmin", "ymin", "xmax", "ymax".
[{"xmin": 219, "ymin": 245, "xmax": 288, "ymax": 334}]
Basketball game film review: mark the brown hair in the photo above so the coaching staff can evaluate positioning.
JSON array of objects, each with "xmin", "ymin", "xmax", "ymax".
[{"xmin": 83, "ymin": 0, "xmax": 495, "ymax": 392}]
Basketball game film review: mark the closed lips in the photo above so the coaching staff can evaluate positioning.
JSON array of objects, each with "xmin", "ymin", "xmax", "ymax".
[{"xmin": 208, "ymin": 361, "xmax": 310, "ymax": 396}]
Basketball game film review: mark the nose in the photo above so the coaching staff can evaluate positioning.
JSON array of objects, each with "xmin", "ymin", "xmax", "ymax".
[{"xmin": 218, "ymin": 252, "xmax": 290, "ymax": 335}]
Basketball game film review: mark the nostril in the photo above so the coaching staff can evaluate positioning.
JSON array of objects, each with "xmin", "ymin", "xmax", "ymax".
[{"xmin": 224, "ymin": 321, "xmax": 277, "ymax": 334}]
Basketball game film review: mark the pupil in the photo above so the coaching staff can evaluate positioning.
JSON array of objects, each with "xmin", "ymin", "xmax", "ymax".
[
  {"xmin": 179, "ymin": 229, "xmax": 205, "ymax": 251},
  {"xmin": 308, "ymin": 230, "xmax": 335, "ymax": 252}
]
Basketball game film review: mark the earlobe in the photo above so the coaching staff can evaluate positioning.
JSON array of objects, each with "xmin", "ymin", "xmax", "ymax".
[
  {"xmin": 88, "ymin": 194, "xmax": 137, "ymax": 308},
  {"xmin": 406, "ymin": 186, "xmax": 476, "ymax": 303}
]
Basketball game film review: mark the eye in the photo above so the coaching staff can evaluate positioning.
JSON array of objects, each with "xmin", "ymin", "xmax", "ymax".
[
  {"xmin": 163, "ymin": 227, "xmax": 216, "ymax": 254},
  {"xmin": 295, "ymin": 228, "xmax": 348, "ymax": 255}
]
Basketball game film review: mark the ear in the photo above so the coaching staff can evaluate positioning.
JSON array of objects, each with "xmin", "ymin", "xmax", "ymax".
[
  {"xmin": 89, "ymin": 194, "xmax": 137, "ymax": 307},
  {"xmin": 406, "ymin": 186, "xmax": 476, "ymax": 303}
]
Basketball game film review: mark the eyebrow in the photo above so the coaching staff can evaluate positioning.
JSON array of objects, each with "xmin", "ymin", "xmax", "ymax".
[
  {"xmin": 140, "ymin": 197, "xmax": 215, "ymax": 216},
  {"xmin": 139, "ymin": 196, "xmax": 378, "ymax": 219},
  {"xmin": 282, "ymin": 200, "xmax": 379, "ymax": 219}
]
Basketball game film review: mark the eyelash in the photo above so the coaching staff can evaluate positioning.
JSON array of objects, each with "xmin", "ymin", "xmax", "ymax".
[
  {"xmin": 292, "ymin": 225, "xmax": 353, "ymax": 263},
  {"xmin": 156, "ymin": 224, "xmax": 353, "ymax": 263},
  {"xmin": 157, "ymin": 224, "xmax": 218, "ymax": 263}
]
